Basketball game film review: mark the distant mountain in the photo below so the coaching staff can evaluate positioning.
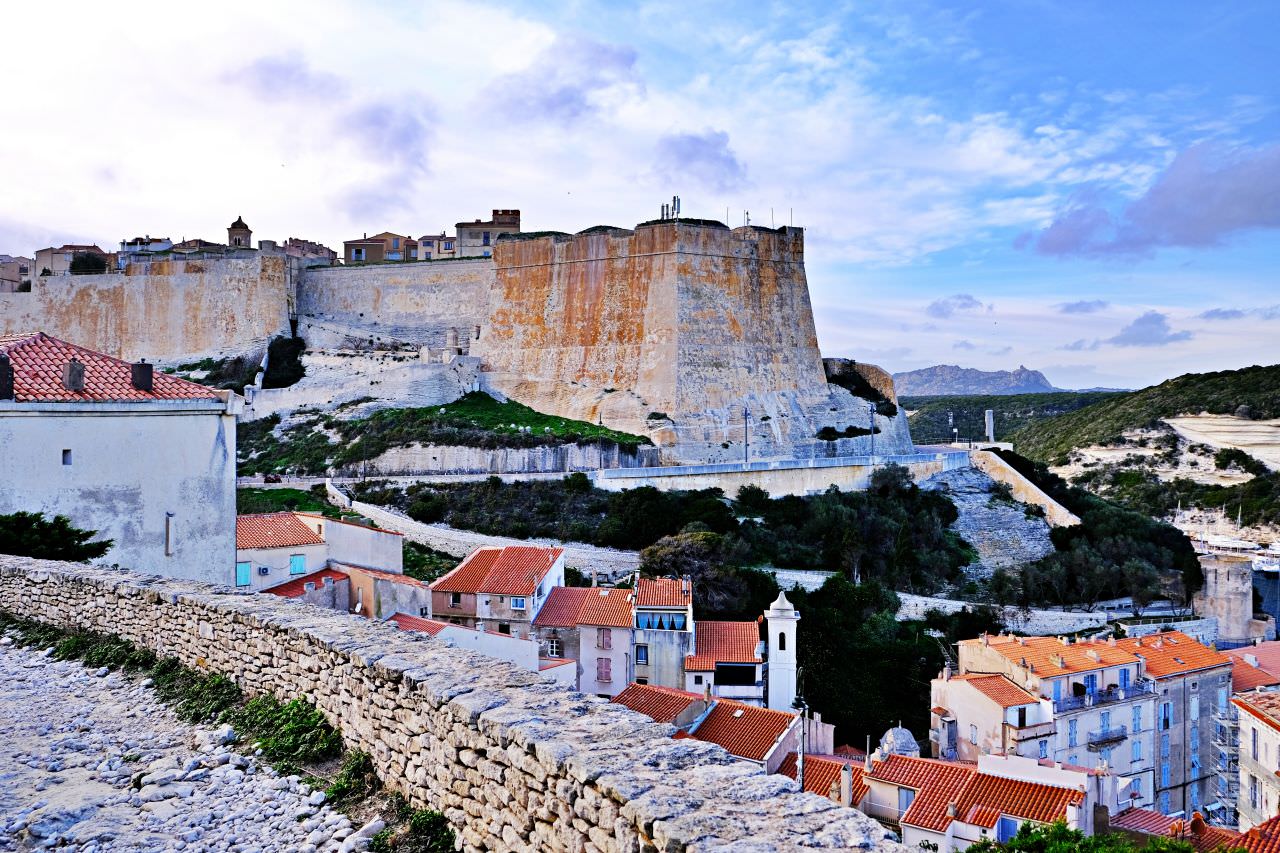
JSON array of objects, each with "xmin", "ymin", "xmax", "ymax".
[{"xmin": 892, "ymin": 364, "xmax": 1057, "ymax": 396}]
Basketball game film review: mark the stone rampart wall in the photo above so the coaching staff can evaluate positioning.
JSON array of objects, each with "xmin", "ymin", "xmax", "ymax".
[
  {"xmin": 361, "ymin": 442, "xmax": 655, "ymax": 476},
  {"xmin": 969, "ymin": 449, "xmax": 1081, "ymax": 527},
  {"xmin": 0, "ymin": 256, "xmax": 290, "ymax": 362},
  {"xmin": 0, "ymin": 557, "xmax": 902, "ymax": 852}
]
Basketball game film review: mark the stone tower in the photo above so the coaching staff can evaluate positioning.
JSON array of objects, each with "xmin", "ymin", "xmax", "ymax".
[
  {"xmin": 1193, "ymin": 554, "xmax": 1255, "ymax": 646},
  {"xmin": 228, "ymin": 216, "xmax": 252, "ymax": 248},
  {"xmin": 766, "ymin": 590, "xmax": 799, "ymax": 711}
]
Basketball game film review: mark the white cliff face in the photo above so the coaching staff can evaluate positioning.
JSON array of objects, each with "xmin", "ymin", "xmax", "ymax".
[{"xmin": 0, "ymin": 640, "xmax": 357, "ymax": 852}]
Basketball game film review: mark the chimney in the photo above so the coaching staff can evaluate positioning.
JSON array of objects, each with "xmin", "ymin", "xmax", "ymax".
[
  {"xmin": 946, "ymin": 802, "xmax": 957, "ymax": 818},
  {"xmin": 0, "ymin": 353, "xmax": 13, "ymax": 400},
  {"xmin": 62, "ymin": 357, "xmax": 85, "ymax": 392},
  {"xmin": 131, "ymin": 359, "xmax": 153, "ymax": 392}
]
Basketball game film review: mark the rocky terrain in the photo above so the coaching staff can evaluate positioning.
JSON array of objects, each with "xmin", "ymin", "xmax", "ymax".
[
  {"xmin": 0, "ymin": 639, "xmax": 375, "ymax": 853},
  {"xmin": 924, "ymin": 467, "xmax": 1055, "ymax": 578},
  {"xmin": 893, "ymin": 364, "xmax": 1057, "ymax": 396}
]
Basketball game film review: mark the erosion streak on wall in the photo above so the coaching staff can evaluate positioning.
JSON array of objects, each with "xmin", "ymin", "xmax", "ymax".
[
  {"xmin": 0, "ymin": 257, "xmax": 289, "ymax": 362},
  {"xmin": 0, "ymin": 557, "xmax": 905, "ymax": 853}
]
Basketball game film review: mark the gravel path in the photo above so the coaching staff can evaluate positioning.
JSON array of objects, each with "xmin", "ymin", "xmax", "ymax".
[{"xmin": 0, "ymin": 639, "xmax": 376, "ymax": 852}]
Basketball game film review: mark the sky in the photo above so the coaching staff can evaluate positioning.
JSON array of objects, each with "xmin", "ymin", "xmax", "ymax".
[{"xmin": 2, "ymin": 0, "xmax": 1277, "ymax": 390}]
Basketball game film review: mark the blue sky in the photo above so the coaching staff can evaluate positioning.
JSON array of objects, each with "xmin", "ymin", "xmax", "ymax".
[{"xmin": 2, "ymin": 0, "xmax": 1276, "ymax": 389}]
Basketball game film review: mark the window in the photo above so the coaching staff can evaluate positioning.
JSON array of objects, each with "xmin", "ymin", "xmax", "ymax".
[
  {"xmin": 1132, "ymin": 739, "xmax": 1142, "ymax": 762},
  {"xmin": 1017, "ymin": 707, "xmax": 1027, "ymax": 728},
  {"xmin": 483, "ymin": 231, "xmax": 491, "ymax": 246},
  {"xmin": 546, "ymin": 638, "xmax": 562, "ymax": 658},
  {"xmin": 61, "ymin": 449, "xmax": 72, "ymax": 465},
  {"xmin": 970, "ymin": 724, "xmax": 978, "ymax": 745},
  {"xmin": 1161, "ymin": 702, "xmax": 1173, "ymax": 730},
  {"xmin": 636, "ymin": 644, "xmax": 649, "ymax": 666},
  {"xmin": 1219, "ymin": 687, "xmax": 1229, "ymax": 713},
  {"xmin": 1161, "ymin": 733, "xmax": 1170, "ymax": 758},
  {"xmin": 997, "ymin": 817, "xmax": 1019, "ymax": 844},
  {"xmin": 1120, "ymin": 668, "xmax": 1130, "ymax": 690},
  {"xmin": 235, "ymin": 562, "xmax": 251, "ymax": 587},
  {"xmin": 1190, "ymin": 781, "xmax": 1200, "ymax": 810},
  {"xmin": 419, "ymin": 607, "xmax": 429, "ymax": 617},
  {"xmin": 778, "ymin": 632, "xmax": 786, "ymax": 651},
  {"xmin": 449, "ymin": 592, "xmax": 461, "ymax": 608},
  {"xmin": 444, "ymin": 241, "xmax": 453, "ymax": 250},
  {"xmin": 1132, "ymin": 706, "xmax": 1142, "ymax": 733},
  {"xmin": 352, "ymin": 248, "xmax": 365, "ymax": 261},
  {"xmin": 1101, "ymin": 746, "xmax": 1112, "ymax": 764},
  {"xmin": 1068, "ymin": 719, "xmax": 1078, "ymax": 747},
  {"xmin": 165, "ymin": 512, "xmax": 175, "ymax": 557},
  {"xmin": 1161, "ymin": 763, "xmax": 1170, "ymax": 787},
  {"xmin": 1251, "ymin": 775, "xmax": 1261, "ymax": 810},
  {"xmin": 290, "ymin": 554, "xmax": 306, "ymax": 576},
  {"xmin": 598, "ymin": 627, "xmax": 612, "ymax": 650},
  {"xmin": 1190, "ymin": 696, "xmax": 1200, "ymax": 719},
  {"xmin": 1191, "ymin": 751, "xmax": 1200, "ymax": 773},
  {"xmin": 897, "ymin": 788, "xmax": 915, "ymax": 816},
  {"xmin": 1101, "ymin": 711, "xmax": 1111, "ymax": 730},
  {"xmin": 392, "ymin": 238, "xmax": 400, "ymax": 250},
  {"xmin": 511, "ymin": 597, "xmax": 526, "ymax": 611},
  {"xmin": 498, "ymin": 623, "xmax": 510, "ymax": 635},
  {"xmin": 1253, "ymin": 726, "xmax": 1260, "ymax": 761},
  {"xmin": 596, "ymin": 657, "xmax": 612, "ymax": 683},
  {"xmin": 694, "ymin": 674, "xmax": 703, "ymax": 685},
  {"xmin": 1038, "ymin": 740, "xmax": 1048, "ymax": 759},
  {"xmin": 1068, "ymin": 754, "xmax": 1078, "ymax": 766},
  {"xmin": 1052, "ymin": 680, "xmax": 1062, "ymax": 704},
  {"xmin": 1159, "ymin": 791, "xmax": 1171, "ymax": 815},
  {"xmin": 1191, "ymin": 680, "xmax": 1198, "ymax": 691},
  {"xmin": 1084, "ymin": 674, "xmax": 1098, "ymax": 696},
  {"xmin": 1191, "ymin": 724, "xmax": 1200, "ymax": 751}
]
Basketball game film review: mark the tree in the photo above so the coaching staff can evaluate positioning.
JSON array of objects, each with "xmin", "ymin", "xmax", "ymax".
[
  {"xmin": 0, "ymin": 511, "xmax": 112, "ymax": 561},
  {"xmin": 69, "ymin": 252, "xmax": 108, "ymax": 274},
  {"xmin": 638, "ymin": 530, "xmax": 776, "ymax": 619},
  {"xmin": 966, "ymin": 821, "xmax": 1197, "ymax": 852}
]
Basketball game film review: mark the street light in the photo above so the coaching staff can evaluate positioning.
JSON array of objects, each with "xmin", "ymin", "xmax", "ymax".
[
  {"xmin": 868, "ymin": 402, "xmax": 876, "ymax": 462},
  {"xmin": 793, "ymin": 678, "xmax": 808, "ymax": 789},
  {"xmin": 743, "ymin": 406, "xmax": 750, "ymax": 467}
]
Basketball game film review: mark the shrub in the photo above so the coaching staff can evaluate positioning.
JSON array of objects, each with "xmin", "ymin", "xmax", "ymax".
[{"xmin": 0, "ymin": 511, "xmax": 112, "ymax": 561}]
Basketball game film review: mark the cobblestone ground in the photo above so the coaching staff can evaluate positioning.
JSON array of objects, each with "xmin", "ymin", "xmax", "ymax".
[{"xmin": 0, "ymin": 639, "xmax": 373, "ymax": 853}]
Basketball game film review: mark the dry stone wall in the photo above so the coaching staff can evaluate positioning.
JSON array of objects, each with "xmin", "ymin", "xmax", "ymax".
[{"xmin": 0, "ymin": 557, "xmax": 904, "ymax": 852}]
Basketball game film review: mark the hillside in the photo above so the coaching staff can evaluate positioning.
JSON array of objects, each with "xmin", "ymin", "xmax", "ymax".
[
  {"xmin": 903, "ymin": 391, "xmax": 1119, "ymax": 444},
  {"xmin": 892, "ymin": 364, "xmax": 1056, "ymax": 396},
  {"xmin": 1010, "ymin": 363, "xmax": 1280, "ymax": 463}
]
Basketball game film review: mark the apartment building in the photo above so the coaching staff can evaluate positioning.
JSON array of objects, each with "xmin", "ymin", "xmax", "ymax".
[
  {"xmin": 1234, "ymin": 691, "xmax": 1280, "ymax": 831},
  {"xmin": 454, "ymin": 209, "xmax": 520, "ymax": 257},
  {"xmin": 428, "ymin": 545, "xmax": 564, "ymax": 638}
]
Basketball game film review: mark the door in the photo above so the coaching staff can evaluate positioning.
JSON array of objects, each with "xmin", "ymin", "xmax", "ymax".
[
  {"xmin": 290, "ymin": 554, "xmax": 306, "ymax": 575},
  {"xmin": 235, "ymin": 562, "xmax": 251, "ymax": 587}
]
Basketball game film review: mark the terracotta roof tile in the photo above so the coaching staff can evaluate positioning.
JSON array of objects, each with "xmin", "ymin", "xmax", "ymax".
[
  {"xmin": 1240, "ymin": 814, "xmax": 1280, "ymax": 853},
  {"xmin": 533, "ymin": 587, "xmax": 592, "ymax": 627},
  {"xmin": 0, "ymin": 332, "xmax": 220, "ymax": 403},
  {"xmin": 430, "ymin": 546, "xmax": 562, "ymax": 596},
  {"xmin": 387, "ymin": 613, "xmax": 451, "ymax": 635},
  {"xmin": 950, "ymin": 674, "xmax": 1040, "ymax": 708},
  {"xmin": 962, "ymin": 634, "xmax": 1140, "ymax": 676},
  {"xmin": 578, "ymin": 587, "xmax": 634, "ymax": 628},
  {"xmin": 612, "ymin": 683, "xmax": 703, "ymax": 724},
  {"xmin": 686, "ymin": 621, "xmax": 761, "ymax": 671},
  {"xmin": 687, "ymin": 700, "xmax": 797, "ymax": 763},
  {"xmin": 236, "ymin": 512, "xmax": 326, "ymax": 550},
  {"xmin": 777, "ymin": 753, "xmax": 868, "ymax": 803},
  {"xmin": 1232, "ymin": 659, "xmax": 1280, "ymax": 693},
  {"xmin": 1110, "ymin": 807, "xmax": 1178, "ymax": 835},
  {"xmin": 538, "ymin": 657, "xmax": 574, "ymax": 671},
  {"xmin": 867, "ymin": 755, "xmax": 976, "ymax": 832},
  {"xmin": 1226, "ymin": 643, "xmax": 1280, "ymax": 692},
  {"xmin": 1116, "ymin": 631, "xmax": 1232, "ymax": 678},
  {"xmin": 1234, "ymin": 692, "xmax": 1280, "ymax": 733},
  {"xmin": 636, "ymin": 577, "xmax": 692, "ymax": 607},
  {"xmin": 343, "ymin": 565, "xmax": 428, "ymax": 588},
  {"xmin": 1112, "ymin": 809, "xmax": 1246, "ymax": 853},
  {"xmin": 952, "ymin": 770, "xmax": 1083, "ymax": 826},
  {"xmin": 262, "ymin": 567, "xmax": 348, "ymax": 598}
]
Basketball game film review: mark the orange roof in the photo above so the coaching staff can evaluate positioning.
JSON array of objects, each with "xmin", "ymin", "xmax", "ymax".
[
  {"xmin": 578, "ymin": 587, "xmax": 634, "ymax": 628},
  {"xmin": 262, "ymin": 567, "xmax": 348, "ymax": 598},
  {"xmin": 1234, "ymin": 692, "xmax": 1280, "ymax": 733},
  {"xmin": 533, "ymin": 587, "xmax": 592, "ymax": 627},
  {"xmin": 951, "ymin": 674, "xmax": 1040, "ymax": 708},
  {"xmin": 612, "ymin": 683, "xmax": 704, "ymax": 724},
  {"xmin": 0, "ymin": 332, "xmax": 221, "ymax": 403},
  {"xmin": 1232, "ymin": 658, "xmax": 1280, "ymax": 692},
  {"xmin": 388, "ymin": 613, "xmax": 451, "ymax": 635},
  {"xmin": 1116, "ymin": 631, "xmax": 1232, "ymax": 678},
  {"xmin": 688, "ymin": 700, "xmax": 797, "ymax": 762},
  {"xmin": 867, "ymin": 755, "xmax": 976, "ymax": 832},
  {"xmin": 538, "ymin": 657, "xmax": 575, "ymax": 671},
  {"xmin": 686, "ymin": 621, "xmax": 761, "ymax": 671},
  {"xmin": 962, "ymin": 634, "xmax": 1139, "ymax": 676},
  {"xmin": 237, "ymin": 512, "xmax": 326, "ymax": 550},
  {"xmin": 343, "ymin": 565, "xmax": 429, "ymax": 588},
  {"xmin": 636, "ymin": 577, "xmax": 692, "ymax": 607},
  {"xmin": 294, "ymin": 512, "xmax": 403, "ymax": 536},
  {"xmin": 1112, "ymin": 809, "xmax": 1245, "ymax": 853},
  {"xmin": 430, "ymin": 546, "xmax": 562, "ymax": 596},
  {"xmin": 1226, "ymin": 643, "xmax": 1280, "ymax": 691},
  {"xmin": 1240, "ymin": 814, "xmax": 1280, "ymax": 853},
  {"xmin": 777, "ymin": 753, "xmax": 868, "ymax": 803}
]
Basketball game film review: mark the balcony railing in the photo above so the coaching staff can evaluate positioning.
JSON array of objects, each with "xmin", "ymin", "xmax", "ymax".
[
  {"xmin": 1004, "ymin": 720, "xmax": 1056, "ymax": 742},
  {"xmin": 1054, "ymin": 680, "xmax": 1154, "ymax": 713},
  {"xmin": 1087, "ymin": 725, "xmax": 1128, "ymax": 750}
]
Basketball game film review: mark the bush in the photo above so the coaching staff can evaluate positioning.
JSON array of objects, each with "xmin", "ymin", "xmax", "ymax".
[
  {"xmin": 69, "ymin": 252, "xmax": 108, "ymax": 274},
  {"xmin": 262, "ymin": 335, "xmax": 306, "ymax": 389},
  {"xmin": 0, "ymin": 511, "xmax": 112, "ymax": 561},
  {"xmin": 223, "ymin": 695, "xmax": 343, "ymax": 768}
]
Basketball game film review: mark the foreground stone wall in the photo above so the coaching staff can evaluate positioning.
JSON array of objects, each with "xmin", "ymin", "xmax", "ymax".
[
  {"xmin": 0, "ymin": 557, "xmax": 903, "ymax": 852},
  {"xmin": 0, "ymin": 256, "xmax": 290, "ymax": 362}
]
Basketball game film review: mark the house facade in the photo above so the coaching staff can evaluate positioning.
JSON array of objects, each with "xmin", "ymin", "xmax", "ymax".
[
  {"xmin": 428, "ymin": 545, "xmax": 565, "ymax": 638},
  {"xmin": 343, "ymin": 232, "xmax": 417, "ymax": 264},
  {"xmin": 454, "ymin": 209, "xmax": 520, "ymax": 258},
  {"xmin": 1233, "ymin": 691, "xmax": 1280, "ymax": 831}
]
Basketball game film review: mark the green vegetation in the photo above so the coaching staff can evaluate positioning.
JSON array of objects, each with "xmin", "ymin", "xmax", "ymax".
[
  {"xmin": 827, "ymin": 368, "xmax": 899, "ymax": 417},
  {"xmin": 237, "ymin": 392, "xmax": 649, "ymax": 476},
  {"xmin": 1010, "ymin": 363, "xmax": 1280, "ymax": 463},
  {"xmin": 263, "ymin": 335, "xmax": 306, "ymax": 389},
  {"xmin": 69, "ymin": 251, "xmax": 108, "ymax": 274},
  {"xmin": 0, "ymin": 511, "xmax": 112, "ymax": 561},
  {"xmin": 402, "ymin": 541, "xmax": 459, "ymax": 583},
  {"xmin": 236, "ymin": 486, "xmax": 341, "ymax": 517},
  {"xmin": 166, "ymin": 335, "xmax": 305, "ymax": 395},
  {"xmin": 325, "ymin": 750, "xmax": 380, "ymax": 808},
  {"xmin": 369, "ymin": 794, "xmax": 454, "ymax": 853},
  {"xmin": 223, "ymin": 695, "xmax": 344, "ymax": 770},
  {"xmin": 968, "ymin": 820, "xmax": 1206, "ymax": 852},
  {"xmin": 902, "ymin": 390, "xmax": 1118, "ymax": 444},
  {"xmin": 815, "ymin": 424, "xmax": 876, "ymax": 441}
]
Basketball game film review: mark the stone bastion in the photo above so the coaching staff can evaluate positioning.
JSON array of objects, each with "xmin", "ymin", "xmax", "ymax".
[{"xmin": 0, "ymin": 556, "xmax": 905, "ymax": 853}]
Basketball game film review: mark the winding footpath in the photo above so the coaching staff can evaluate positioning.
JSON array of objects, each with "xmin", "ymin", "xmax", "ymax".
[{"xmin": 0, "ymin": 638, "xmax": 374, "ymax": 853}]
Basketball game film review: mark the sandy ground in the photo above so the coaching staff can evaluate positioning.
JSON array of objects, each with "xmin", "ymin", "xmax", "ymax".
[{"xmin": 1166, "ymin": 414, "xmax": 1280, "ymax": 471}]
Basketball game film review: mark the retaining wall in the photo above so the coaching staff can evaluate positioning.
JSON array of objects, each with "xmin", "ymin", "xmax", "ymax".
[
  {"xmin": 969, "ymin": 449, "xmax": 1080, "ymax": 528},
  {"xmin": 0, "ymin": 556, "xmax": 903, "ymax": 853}
]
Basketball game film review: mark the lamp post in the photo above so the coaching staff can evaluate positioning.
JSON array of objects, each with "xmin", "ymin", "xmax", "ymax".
[
  {"xmin": 868, "ymin": 402, "xmax": 876, "ymax": 462},
  {"xmin": 793, "ymin": 679, "xmax": 808, "ymax": 789},
  {"xmin": 743, "ymin": 406, "xmax": 750, "ymax": 467}
]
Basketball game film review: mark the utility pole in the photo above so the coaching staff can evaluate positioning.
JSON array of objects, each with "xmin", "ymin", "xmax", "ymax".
[
  {"xmin": 793, "ymin": 668, "xmax": 807, "ymax": 789},
  {"xmin": 743, "ymin": 406, "xmax": 750, "ymax": 467},
  {"xmin": 868, "ymin": 402, "xmax": 876, "ymax": 462}
]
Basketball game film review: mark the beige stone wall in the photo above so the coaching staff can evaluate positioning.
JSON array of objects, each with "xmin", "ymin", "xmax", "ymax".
[
  {"xmin": 0, "ymin": 256, "xmax": 289, "ymax": 362},
  {"xmin": 0, "ymin": 557, "xmax": 904, "ymax": 853},
  {"xmin": 968, "ymin": 450, "xmax": 1081, "ymax": 527}
]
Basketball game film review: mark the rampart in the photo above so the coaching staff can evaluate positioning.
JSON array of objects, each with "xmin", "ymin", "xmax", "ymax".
[
  {"xmin": 0, "ymin": 556, "xmax": 904, "ymax": 852},
  {"xmin": 0, "ymin": 255, "xmax": 290, "ymax": 362},
  {"xmin": 968, "ymin": 449, "xmax": 1080, "ymax": 527}
]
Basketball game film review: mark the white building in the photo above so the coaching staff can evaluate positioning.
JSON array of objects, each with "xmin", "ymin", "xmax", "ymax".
[
  {"xmin": 388, "ymin": 613, "xmax": 577, "ymax": 688},
  {"xmin": 0, "ymin": 332, "xmax": 238, "ymax": 580}
]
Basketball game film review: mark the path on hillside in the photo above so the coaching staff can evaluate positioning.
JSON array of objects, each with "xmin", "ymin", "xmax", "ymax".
[{"xmin": 0, "ymin": 640, "xmax": 362, "ymax": 853}]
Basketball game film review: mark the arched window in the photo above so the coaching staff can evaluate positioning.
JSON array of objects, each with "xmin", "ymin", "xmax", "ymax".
[{"xmin": 778, "ymin": 632, "xmax": 786, "ymax": 651}]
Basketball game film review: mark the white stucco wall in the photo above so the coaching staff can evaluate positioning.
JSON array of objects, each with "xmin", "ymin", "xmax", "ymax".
[
  {"xmin": 294, "ymin": 514, "xmax": 403, "ymax": 572},
  {"xmin": 0, "ymin": 399, "xmax": 236, "ymax": 583},
  {"xmin": 236, "ymin": 542, "xmax": 329, "ymax": 592}
]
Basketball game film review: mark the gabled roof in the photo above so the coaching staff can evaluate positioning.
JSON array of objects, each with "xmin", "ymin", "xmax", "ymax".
[
  {"xmin": 612, "ymin": 683, "xmax": 703, "ymax": 724},
  {"xmin": 430, "ymin": 546, "xmax": 562, "ymax": 597},
  {"xmin": 1233, "ymin": 692, "xmax": 1280, "ymax": 733},
  {"xmin": 962, "ymin": 634, "xmax": 1139, "ymax": 676},
  {"xmin": 686, "ymin": 621, "xmax": 762, "ymax": 671},
  {"xmin": 261, "ymin": 567, "xmax": 348, "ymax": 598},
  {"xmin": 1240, "ymin": 814, "xmax": 1280, "ymax": 853},
  {"xmin": 777, "ymin": 753, "xmax": 868, "ymax": 803},
  {"xmin": 236, "ymin": 512, "xmax": 326, "ymax": 550},
  {"xmin": 1225, "ymin": 642, "xmax": 1280, "ymax": 692},
  {"xmin": 1111, "ymin": 808, "xmax": 1246, "ymax": 852},
  {"xmin": 533, "ymin": 587, "xmax": 592, "ymax": 628},
  {"xmin": 577, "ymin": 587, "xmax": 634, "ymax": 628},
  {"xmin": 387, "ymin": 613, "xmax": 452, "ymax": 635},
  {"xmin": 1231, "ymin": 658, "xmax": 1280, "ymax": 693},
  {"xmin": 1116, "ymin": 631, "xmax": 1232, "ymax": 678},
  {"xmin": 687, "ymin": 700, "xmax": 797, "ymax": 763},
  {"xmin": 0, "ymin": 332, "xmax": 220, "ymax": 403},
  {"xmin": 636, "ymin": 577, "xmax": 692, "ymax": 607},
  {"xmin": 867, "ymin": 755, "xmax": 976, "ymax": 832},
  {"xmin": 343, "ymin": 565, "xmax": 428, "ymax": 588},
  {"xmin": 950, "ymin": 673, "xmax": 1040, "ymax": 708}
]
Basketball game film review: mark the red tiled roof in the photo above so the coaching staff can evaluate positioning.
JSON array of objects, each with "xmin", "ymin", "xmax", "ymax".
[
  {"xmin": 952, "ymin": 770, "xmax": 1083, "ymax": 826},
  {"xmin": 538, "ymin": 657, "xmax": 575, "ymax": 671},
  {"xmin": 388, "ymin": 613, "xmax": 451, "ymax": 635},
  {"xmin": 0, "ymin": 332, "xmax": 220, "ymax": 403},
  {"xmin": 1110, "ymin": 807, "xmax": 1177, "ymax": 835},
  {"xmin": 533, "ymin": 587, "xmax": 592, "ymax": 627},
  {"xmin": 612, "ymin": 683, "xmax": 704, "ymax": 724},
  {"xmin": 578, "ymin": 587, "xmax": 634, "ymax": 628},
  {"xmin": 963, "ymin": 634, "xmax": 1138, "ymax": 676},
  {"xmin": 686, "ymin": 621, "xmax": 761, "ymax": 671},
  {"xmin": 1226, "ymin": 643, "xmax": 1280, "ymax": 692},
  {"xmin": 1234, "ymin": 692, "xmax": 1280, "ymax": 734},
  {"xmin": 430, "ymin": 546, "xmax": 562, "ymax": 596},
  {"xmin": 951, "ymin": 674, "xmax": 1040, "ymax": 708},
  {"xmin": 1116, "ymin": 631, "xmax": 1232, "ymax": 678},
  {"xmin": 343, "ymin": 565, "xmax": 428, "ymax": 588},
  {"xmin": 262, "ymin": 567, "xmax": 348, "ymax": 598},
  {"xmin": 236, "ymin": 513, "xmax": 326, "ymax": 550},
  {"xmin": 867, "ymin": 755, "xmax": 976, "ymax": 832},
  {"xmin": 1112, "ymin": 809, "xmax": 1245, "ymax": 853},
  {"xmin": 777, "ymin": 753, "xmax": 868, "ymax": 803},
  {"xmin": 1233, "ymin": 659, "xmax": 1280, "ymax": 693},
  {"xmin": 1240, "ymin": 814, "xmax": 1280, "ymax": 853},
  {"xmin": 687, "ymin": 700, "xmax": 796, "ymax": 763},
  {"xmin": 636, "ymin": 577, "xmax": 692, "ymax": 607}
]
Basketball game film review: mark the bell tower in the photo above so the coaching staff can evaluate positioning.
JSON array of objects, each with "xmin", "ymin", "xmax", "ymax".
[
  {"xmin": 766, "ymin": 590, "xmax": 800, "ymax": 711},
  {"xmin": 228, "ymin": 216, "xmax": 252, "ymax": 248}
]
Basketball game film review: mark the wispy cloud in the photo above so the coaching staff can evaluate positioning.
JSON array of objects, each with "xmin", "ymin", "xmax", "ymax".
[
  {"xmin": 336, "ymin": 100, "xmax": 436, "ymax": 218},
  {"xmin": 483, "ymin": 35, "xmax": 640, "ymax": 125},
  {"xmin": 1198, "ymin": 305, "xmax": 1280, "ymax": 321},
  {"xmin": 1058, "ymin": 299, "xmax": 1109, "ymax": 314},
  {"xmin": 926, "ymin": 293, "xmax": 986, "ymax": 319},
  {"xmin": 1106, "ymin": 311, "xmax": 1193, "ymax": 347},
  {"xmin": 225, "ymin": 53, "xmax": 345, "ymax": 100},
  {"xmin": 952, "ymin": 339, "xmax": 977, "ymax": 350},
  {"xmin": 652, "ymin": 130, "xmax": 747, "ymax": 193}
]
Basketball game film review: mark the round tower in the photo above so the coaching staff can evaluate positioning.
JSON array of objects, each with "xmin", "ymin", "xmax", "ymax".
[{"xmin": 766, "ymin": 590, "xmax": 800, "ymax": 711}]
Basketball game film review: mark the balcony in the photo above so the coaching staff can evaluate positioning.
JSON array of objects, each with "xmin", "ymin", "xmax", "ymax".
[
  {"xmin": 1004, "ymin": 720, "xmax": 1056, "ymax": 742},
  {"xmin": 1086, "ymin": 725, "xmax": 1128, "ymax": 750},
  {"xmin": 1054, "ymin": 680, "xmax": 1154, "ymax": 713}
]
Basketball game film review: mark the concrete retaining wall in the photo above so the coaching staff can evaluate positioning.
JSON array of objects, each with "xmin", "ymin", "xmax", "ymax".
[
  {"xmin": 969, "ymin": 449, "xmax": 1080, "ymax": 528},
  {"xmin": 0, "ymin": 557, "xmax": 904, "ymax": 853},
  {"xmin": 361, "ymin": 442, "xmax": 655, "ymax": 476}
]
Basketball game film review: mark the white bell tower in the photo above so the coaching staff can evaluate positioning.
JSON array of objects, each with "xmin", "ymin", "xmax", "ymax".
[{"xmin": 766, "ymin": 590, "xmax": 800, "ymax": 711}]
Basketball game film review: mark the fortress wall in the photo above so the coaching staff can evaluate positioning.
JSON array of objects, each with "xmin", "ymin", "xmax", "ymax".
[
  {"xmin": 0, "ymin": 557, "xmax": 904, "ymax": 853},
  {"xmin": 296, "ymin": 261, "xmax": 493, "ymax": 351},
  {"xmin": 0, "ymin": 256, "xmax": 289, "ymax": 362}
]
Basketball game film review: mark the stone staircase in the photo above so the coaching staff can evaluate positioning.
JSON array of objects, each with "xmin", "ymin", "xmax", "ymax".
[{"xmin": 925, "ymin": 467, "xmax": 1055, "ymax": 578}]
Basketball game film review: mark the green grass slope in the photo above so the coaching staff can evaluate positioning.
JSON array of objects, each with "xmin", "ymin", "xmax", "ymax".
[
  {"xmin": 902, "ymin": 391, "xmax": 1118, "ymax": 444},
  {"xmin": 1010, "ymin": 363, "xmax": 1280, "ymax": 463}
]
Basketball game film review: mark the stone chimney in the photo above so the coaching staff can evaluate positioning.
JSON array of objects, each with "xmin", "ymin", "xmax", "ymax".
[
  {"xmin": 62, "ymin": 357, "xmax": 85, "ymax": 392},
  {"xmin": 131, "ymin": 359, "xmax": 153, "ymax": 392}
]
